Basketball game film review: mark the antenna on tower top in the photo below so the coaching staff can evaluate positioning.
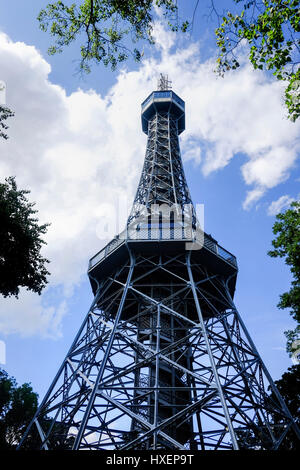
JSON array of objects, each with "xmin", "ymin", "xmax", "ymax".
[{"xmin": 157, "ymin": 73, "xmax": 172, "ymax": 91}]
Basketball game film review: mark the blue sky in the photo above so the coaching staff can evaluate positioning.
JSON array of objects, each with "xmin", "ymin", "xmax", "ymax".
[{"xmin": 0, "ymin": 0, "xmax": 299, "ymax": 401}]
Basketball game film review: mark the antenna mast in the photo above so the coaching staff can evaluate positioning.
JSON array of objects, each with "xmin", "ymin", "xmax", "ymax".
[{"xmin": 157, "ymin": 73, "xmax": 172, "ymax": 91}]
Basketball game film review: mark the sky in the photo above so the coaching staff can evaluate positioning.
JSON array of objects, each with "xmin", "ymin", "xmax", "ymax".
[{"xmin": 0, "ymin": 0, "xmax": 299, "ymax": 402}]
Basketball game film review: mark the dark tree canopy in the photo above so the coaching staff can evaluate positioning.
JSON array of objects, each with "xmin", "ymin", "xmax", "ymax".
[
  {"xmin": 268, "ymin": 200, "xmax": 300, "ymax": 354},
  {"xmin": 0, "ymin": 368, "xmax": 77, "ymax": 450},
  {"xmin": 0, "ymin": 177, "xmax": 50, "ymax": 298},
  {"xmin": 268, "ymin": 365, "xmax": 300, "ymax": 450},
  {"xmin": 0, "ymin": 368, "xmax": 39, "ymax": 449},
  {"xmin": 235, "ymin": 365, "xmax": 300, "ymax": 449}
]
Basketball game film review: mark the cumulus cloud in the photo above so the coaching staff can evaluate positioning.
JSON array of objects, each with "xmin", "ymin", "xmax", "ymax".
[
  {"xmin": 177, "ymin": 61, "xmax": 299, "ymax": 210},
  {"xmin": 267, "ymin": 195, "xmax": 296, "ymax": 216},
  {"xmin": 0, "ymin": 33, "xmax": 148, "ymax": 336},
  {"xmin": 0, "ymin": 290, "xmax": 67, "ymax": 338},
  {"xmin": 0, "ymin": 23, "xmax": 299, "ymax": 337},
  {"xmin": 149, "ymin": 21, "xmax": 300, "ymax": 209}
]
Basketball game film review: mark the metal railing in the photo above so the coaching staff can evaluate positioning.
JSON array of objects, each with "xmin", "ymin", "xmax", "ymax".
[
  {"xmin": 88, "ymin": 229, "xmax": 237, "ymax": 271},
  {"xmin": 141, "ymin": 91, "xmax": 185, "ymax": 111}
]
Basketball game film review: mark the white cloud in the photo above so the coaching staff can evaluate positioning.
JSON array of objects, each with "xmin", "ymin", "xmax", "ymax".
[
  {"xmin": 0, "ymin": 24, "xmax": 299, "ymax": 336},
  {"xmin": 152, "ymin": 18, "xmax": 177, "ymax": 54},
  {"xmin": 267, "ymin": 194, "xmax": 295, "ymax": 216},
  {"xmin": 243, "ymin": 187, "xmax": 266, "ymax": 209},
  {"xmin": 0, "ymin": 290, "xmax": 67, "ymax": 338},
  {"xmin": 141, "ymin": 30, "xmax": 300, "ymax": 208},
  {"xmin": 0, "ymin": 33, "xmax": 148, "ymax": 336},
  {"xmin": 178, "ymin": 62, "xmax": 300, "ymax": 208}
]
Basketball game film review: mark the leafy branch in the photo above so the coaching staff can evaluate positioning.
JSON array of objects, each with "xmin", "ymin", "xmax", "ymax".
[
  {"xmin": 37, "ymin": 1, "xmax": 299, "ymax": 120},
  {"xmin": 37, "ymin": 0, "xmax": 186, "ymax": 72},
  {"xmin": 0, "ymin": 177, "xmax": 50, "ymax": 298},
  {"xmin": 268, "ymin": 200, "xmax": 300, "ymax": 353},
  {"xmin": 0, "ymin": 106, "xmax": 14, "ymax": 140},
  {"xmin": 214, "ymin": 0, "xmax": 300, "ymax": 121}
]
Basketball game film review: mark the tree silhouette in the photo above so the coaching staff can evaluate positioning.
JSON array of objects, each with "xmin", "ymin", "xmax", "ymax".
[
  {"xmin": 0, "ymin": 177, "xmax": 50, "ymax": 298},
  {"xmin": 0, "ymin": 368, "xmax": 39, "ymax": 449}
]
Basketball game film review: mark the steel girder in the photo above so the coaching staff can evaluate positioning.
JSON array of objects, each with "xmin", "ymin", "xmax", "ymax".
[
  {"xmin": 127, "ymin": 112, "xmax": 196, "ymax": 228},
  {"xmin": 18, "ymin": 246, "xmax": 300, "ymax": 450}
]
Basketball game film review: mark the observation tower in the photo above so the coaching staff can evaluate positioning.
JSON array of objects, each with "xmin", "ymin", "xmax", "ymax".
[{"xmin": 19, "ymin": 75, "xmax": 300, "ymax": 450}]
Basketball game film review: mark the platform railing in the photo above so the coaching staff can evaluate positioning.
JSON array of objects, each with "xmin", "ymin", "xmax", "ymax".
[
  {"xmin": 141, "ymin": 91, "xmax": 185, "ymax": 111},
  {"xmin": 88, "ymin": 228, "xmax": 237, "ymax": 271}
]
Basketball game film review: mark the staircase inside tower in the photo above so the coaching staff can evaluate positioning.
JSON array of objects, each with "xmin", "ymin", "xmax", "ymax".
[{"xmin": 129, "ymin": 290, "xmax": 193, "ymax": 448}]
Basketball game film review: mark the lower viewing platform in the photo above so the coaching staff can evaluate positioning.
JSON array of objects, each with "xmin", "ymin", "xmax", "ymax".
[{"xmin": 88, "ymin": 227, "xmax": 237, "ymax": 272}]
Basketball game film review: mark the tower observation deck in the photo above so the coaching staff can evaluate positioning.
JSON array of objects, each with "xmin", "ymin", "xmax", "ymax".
[{"xmin": 19, "ymin": 76, "xmax": 299, "ymax": 451}]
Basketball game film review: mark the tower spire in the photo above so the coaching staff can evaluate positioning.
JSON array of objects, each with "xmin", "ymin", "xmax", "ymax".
[{"xmin": 157, "ymin": 73, "xmax": 172, "ymax": 91}]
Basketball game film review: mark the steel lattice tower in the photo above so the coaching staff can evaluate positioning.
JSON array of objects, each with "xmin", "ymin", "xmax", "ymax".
[{"xmin": 19, "ymin": 76, "xmax": 300, "ymax": 451}]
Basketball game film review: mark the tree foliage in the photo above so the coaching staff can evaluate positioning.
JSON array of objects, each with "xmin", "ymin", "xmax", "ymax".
[
  {"xmin": 214, "ymin": 0, "xmax": 300, "ymax": 121},
  {"xmin": 0, "ymin": 368, "xmax": 77, "ymax": 450},
  {"xmin": 37, "ymin": 0, "xmax": 187, "ymax": 72},
  {"xmin": 235, "ymin": 365, "xmax": 300, "ymax": 449},
  {"xmin": 268, "ymin": 200, "xmax": 300, "ymax": 354},
  {"xmin": 37, "ymin": 1, "xmax": 299, "ymax": 121},
  {"xmin": 0, "ymin": 177, "xmax": 50, "ymax": 298},
  {"xmin": 0, "ymin": 106, "xmax": 14, "ymax": 140},
  {"xmin": 0, "ymin": 368, "xmax": 39, "ymax": 449},
  {"xmin": 268, "ymin": 365, "xmax": 300, "ymax": 449}
]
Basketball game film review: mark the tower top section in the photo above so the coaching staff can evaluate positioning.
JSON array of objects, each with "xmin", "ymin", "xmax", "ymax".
[{"xmin": 141, "ymin": 78, "xmax": 185, "ymax": 135}]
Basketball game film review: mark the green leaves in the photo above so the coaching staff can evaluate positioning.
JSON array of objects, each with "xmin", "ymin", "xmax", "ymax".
[
  {"xmin": 0, "ymin": 106, "xmax": 14, "ymax": 140},
  {"xmin": 285, "ymin": 70, "xmax": 300, "ymax": 122},
  {"xmin": 37, "ymin": 0, "xmax": 183, "ymax": 73},
  {"xmin": 0, "ymin": 177, "xmax": 50, "ymax": 298},
  {"xmin": 0, "ymin": 369, "xmax": 39, "ymax": 449},
  {"xmin": 215, "ymin": 0, "xmax": 300, "ymax": 121},
  {"xmin": 268, "ymin": 201, "xmax": 300, "ymax": 353},
  {"xmin": 268, "ymin": 365, "xmax": 300, "ymax": 449},
  {"xmin": 37, "ymin": 1, "xmax": 299, "ymax": 120}
]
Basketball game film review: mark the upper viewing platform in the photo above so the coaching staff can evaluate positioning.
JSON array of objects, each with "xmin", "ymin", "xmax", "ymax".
[{"xmin": 141, "ymin": 90, "xmax": 185, "ymax": 135}]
